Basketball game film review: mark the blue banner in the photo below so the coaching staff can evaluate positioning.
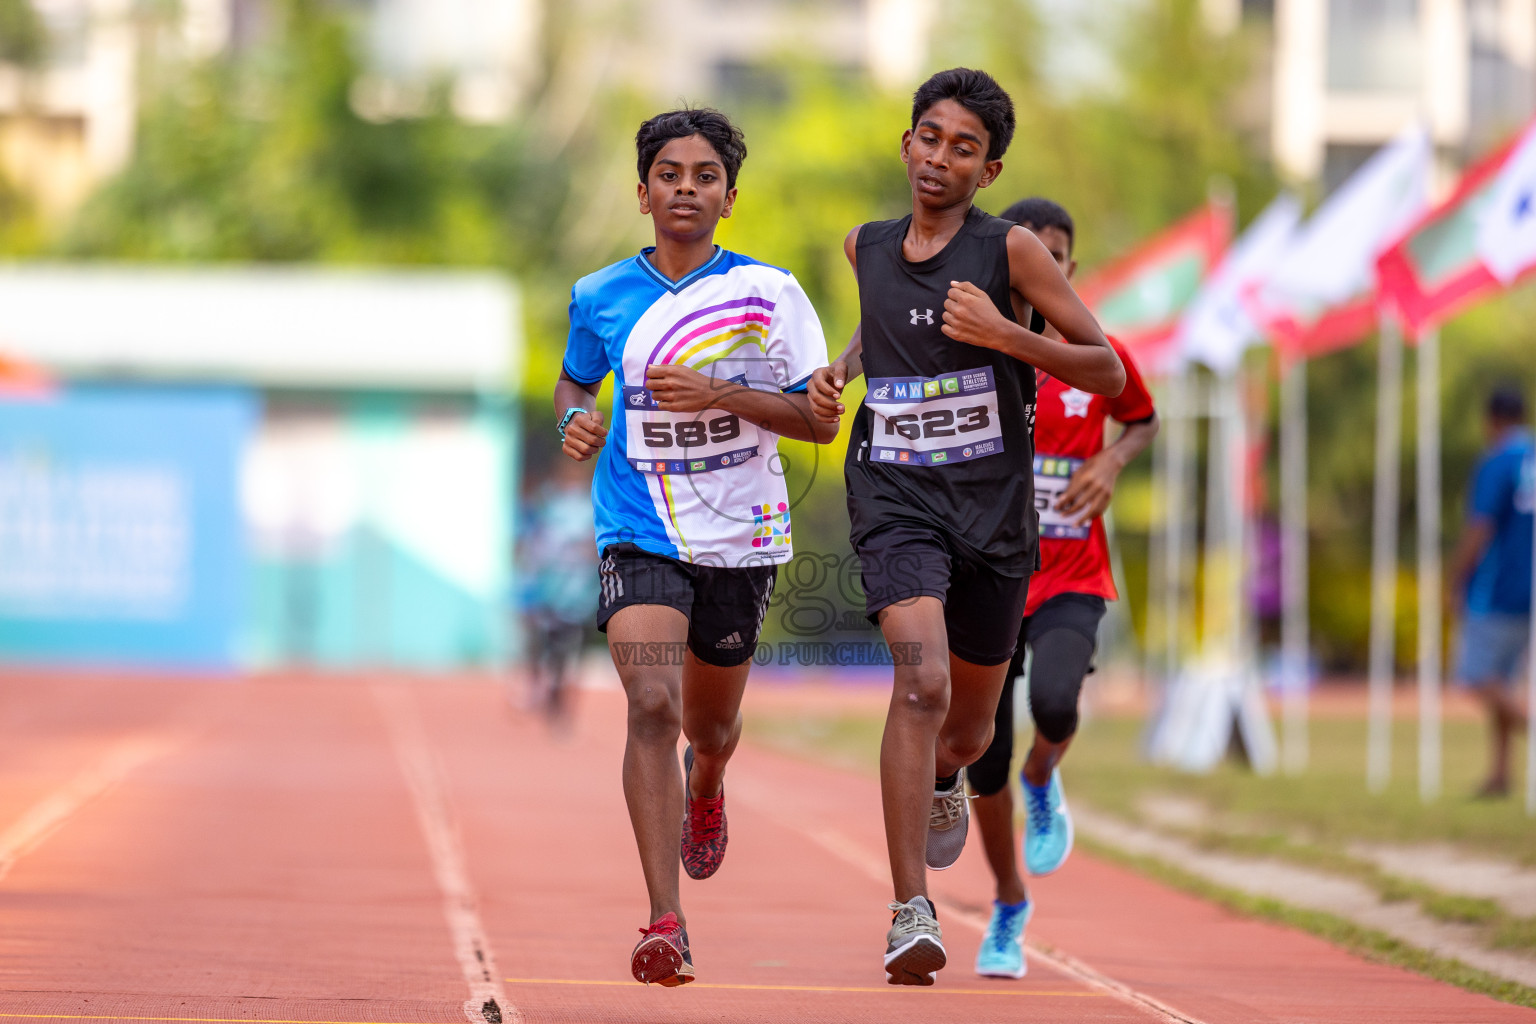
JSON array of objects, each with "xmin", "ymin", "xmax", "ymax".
[{"xmin": 0, "ymin": 386, "xmax": 256, "ymax": 669}]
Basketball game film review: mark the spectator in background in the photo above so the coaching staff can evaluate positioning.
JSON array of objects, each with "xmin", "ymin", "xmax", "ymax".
[
  {"xmin": 517, "ymin": 457, "xmax": 598, "ymax": 728},
  {"xmin": 1449, "ymin": 386, "xmax": 1534, "ymax": 798}
]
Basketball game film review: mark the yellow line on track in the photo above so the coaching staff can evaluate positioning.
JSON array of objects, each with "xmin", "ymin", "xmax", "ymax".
[{"xmin": 503, "ymin": 976, "xmax": 1108, "ymax": 996}]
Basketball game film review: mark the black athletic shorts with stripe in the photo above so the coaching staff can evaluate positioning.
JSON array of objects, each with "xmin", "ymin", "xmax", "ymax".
[{"xmin": 595, "ymin": 543, "xmax": 776, "ymax": 668}]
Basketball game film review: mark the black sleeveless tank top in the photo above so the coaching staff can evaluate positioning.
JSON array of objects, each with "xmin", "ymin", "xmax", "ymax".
[{"xmin": 845, "ymin": 206, "xmax": 1038, "ymax": 575}]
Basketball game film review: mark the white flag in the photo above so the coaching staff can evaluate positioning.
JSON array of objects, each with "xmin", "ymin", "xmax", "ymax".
[
  {"xmin": 1252, "ymin": 125, "xmax": 1430, "ymax": 318},
  {"xmin": 1174, "ymin": 193, "xmax": 1302, "ymax": 375},
  {"xmin": 1477, "ymin": 121, "xmax": 1536, "ymax": 284}
]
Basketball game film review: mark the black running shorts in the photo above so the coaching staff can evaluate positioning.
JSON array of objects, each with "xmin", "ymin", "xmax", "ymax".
[
  {"xmin": 854, "ymin": 521, "xmax": 1030, "ymax": 666},
  {"xmin": 596, "ymin": 543, "xmax": 776, "ymax": 668}
]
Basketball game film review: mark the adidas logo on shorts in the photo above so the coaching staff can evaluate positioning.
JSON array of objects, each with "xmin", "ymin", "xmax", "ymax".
[{"xmin": 715, "ymin": 631, "xmax": 744, "ymax": 650}]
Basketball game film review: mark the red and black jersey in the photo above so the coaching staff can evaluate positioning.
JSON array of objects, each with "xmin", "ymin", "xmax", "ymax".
[{"xmin": 1027, "ymin": 336, "xmax": 1155, "ymax": 616}]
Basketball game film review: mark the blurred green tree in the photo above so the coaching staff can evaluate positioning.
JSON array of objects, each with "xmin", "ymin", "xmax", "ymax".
[{"xmin": 0, "ymin": 0, "xmax": 47, "ymax": 68}]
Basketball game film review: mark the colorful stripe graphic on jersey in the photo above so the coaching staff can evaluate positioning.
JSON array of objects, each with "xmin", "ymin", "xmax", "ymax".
[{"xmin": 649, "ymin": 297, "xmax": 777, "ymax": 367}]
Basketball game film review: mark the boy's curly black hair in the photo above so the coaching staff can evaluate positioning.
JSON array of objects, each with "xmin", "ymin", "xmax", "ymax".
[{"xmin": 636, "ymin": 107, "xmax": 748, "ymax": 189}]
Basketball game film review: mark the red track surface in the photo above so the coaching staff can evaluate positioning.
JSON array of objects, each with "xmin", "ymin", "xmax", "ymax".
[{"xmin": 0, "ymin": 672, "xmax": 1530, "ymax": 1024}]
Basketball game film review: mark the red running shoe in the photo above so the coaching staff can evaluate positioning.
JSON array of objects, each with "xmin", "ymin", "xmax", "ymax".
[
  {"xmin": 631, "ymin": 912, "xmax": 694, "ymax": 986},
  {"xmin": 681, "ymin": 745, "xmax": 728, "ymax": 880}
]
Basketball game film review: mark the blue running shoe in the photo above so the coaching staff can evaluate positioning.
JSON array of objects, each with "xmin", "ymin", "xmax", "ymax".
[
  {"xmin": 974, "ymin": 899, "xmax": 1032, "ymax": 978},
  {"xmin": 1023, "ymin": 769, "xmax": 1073, "ymax": 876}
]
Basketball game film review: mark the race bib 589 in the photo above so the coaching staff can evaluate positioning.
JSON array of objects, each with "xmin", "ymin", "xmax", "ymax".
[
  {"xmin": 865, "ymin": 366, "xmax": 1004, "ymax": 467},
  {"xmin": 622, "ymin": 383, "xmax": 761, "ymax": 475}
]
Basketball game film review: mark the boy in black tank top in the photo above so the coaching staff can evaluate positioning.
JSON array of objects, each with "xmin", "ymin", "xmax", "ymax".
[{"xmin": 807, "ymin": 68, "xmax": 1125, "ymax": 987}]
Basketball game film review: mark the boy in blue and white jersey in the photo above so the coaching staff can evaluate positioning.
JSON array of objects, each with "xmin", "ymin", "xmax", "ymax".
[{"xmin": 554, "ymin": 107, "xmax": 835, "ymax": 987}]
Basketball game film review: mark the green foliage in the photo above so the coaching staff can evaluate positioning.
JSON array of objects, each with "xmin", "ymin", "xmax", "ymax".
[
  {"xmin": 0, "ymin": 0, "xmax": 47, "ymax": 68},
  {"xmin": 62, "ymin": 4, "xmax": 502, "ymax": 264}
]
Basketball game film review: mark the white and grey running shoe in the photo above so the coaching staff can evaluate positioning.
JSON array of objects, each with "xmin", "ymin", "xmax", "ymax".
[
  {"xmin": 884, "ymin": 896, "xmax": 946, "ymax": 986},
  {"xmin": 924, "ymin": 767, "xmax": 970, "ymax": 870}
]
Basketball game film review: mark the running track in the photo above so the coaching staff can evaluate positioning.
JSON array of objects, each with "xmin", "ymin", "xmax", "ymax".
[{"xmin": 0, "ymin": 673, "xmax": 1530, "ymax": 1024}]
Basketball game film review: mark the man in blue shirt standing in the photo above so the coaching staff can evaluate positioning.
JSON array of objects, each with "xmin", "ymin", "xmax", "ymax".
[{"xmin": 1450, "ymin": 386, "xmax": 1534, "ymax": 798}]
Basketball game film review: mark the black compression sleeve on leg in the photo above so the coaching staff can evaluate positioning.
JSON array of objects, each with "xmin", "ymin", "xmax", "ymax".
[
  {"xmin": 1028, "ymin": 627, "xmax": 1094, "ymax": 744},
  {"xmin": 968, "ymin": 620, "xmax": 1030, "ymax": 796}
]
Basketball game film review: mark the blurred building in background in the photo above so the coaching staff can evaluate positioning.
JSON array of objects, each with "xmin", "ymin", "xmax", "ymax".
[
  {"xmin": 0, "ymin": 0, "xmax": 940, "ymax": 218},
  {"xmin": 1224, "ymin": 0, "xmax": 1536, "ymax": 188},
  {"xmin": 5, "ymin": 0, "xmax": 1536, "ymax": 216},
  {"xmin": 0, "ymin": 266, "xmax": 519, "ymax": 670},
  {"xmin": 547, "ymin": 0, "xmax": 935, "ymax": 103}
]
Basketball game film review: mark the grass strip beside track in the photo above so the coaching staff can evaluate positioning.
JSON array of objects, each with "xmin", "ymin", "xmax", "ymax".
[{"xmin": 1076, "ymin": 834, "xmax": 1536, "ymax": 1011}]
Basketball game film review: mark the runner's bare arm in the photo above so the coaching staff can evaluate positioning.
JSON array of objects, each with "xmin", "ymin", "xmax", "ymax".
[
  {"xmin": 809, "ymin": 226, "xmax": 866, "ymax": 423},
  {"xmin": 645, "ymin": 363, "xmax": 838, "ymax": 444},
  {"xmin": 1056, "ymin": 412, "xmax": 1160, "ymax": 524},
  {"xmin": 554, "ymin": 369, "xmax": 608, "ymax": 461},
  {"xmin": 809, "ymin": 326, "xmax": 861, "ymax": 422},
  {"xmin": 940, "ymin": 227, "xmax": 1124, "ymax": 396},
  {"xmin": 1447, "ymin": 519, "xmax": 1496, "ymax": 617}
]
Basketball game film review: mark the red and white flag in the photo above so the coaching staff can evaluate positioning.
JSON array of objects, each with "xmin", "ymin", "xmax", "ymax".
[
  {"xmin": 1376, "ymin": 123, "xmax": 1533, "ymax": 334},
  {"xmin": 1074, "ymin": 203, "xmax": 1232, "ymax": 376},
  {"xmin": 1477, "ymin": 119, "xmax": 1536, "ymax": 284},
  {"xmin": 1247, "ymin": 126, "xmax": 1431, "ymax": 359},
  {"xmin": 1173, "ymin": 193, "xmax": 1302, "ymax": 375}
]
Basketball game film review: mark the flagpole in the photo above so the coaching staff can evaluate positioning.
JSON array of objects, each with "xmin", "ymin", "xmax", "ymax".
[
  {"xmin": 1280, "ymin": 354, "xmax": 1310, "ymax": 774},
  {"xmin": 1368, "ymin": 304, "xmax": 1405, "ymax": 792},
  {"xmin": 1164, "ymin": 364, "xmax": 1192, "ymax": 684},
  {"xmin": 1203, "ymin": 372, "xmax": 1228, "ymax": 661},
  {"xmin": 1147, "ymin": 388, "xmax": 1169, "ymax": 688},
  {"xmin": 1416, "ymin": 327, "xmax": 1442, "ymax": 802},
  {"xmin": 1228, "ymin": 368, "xmax": 1251, "ymax": 671}
]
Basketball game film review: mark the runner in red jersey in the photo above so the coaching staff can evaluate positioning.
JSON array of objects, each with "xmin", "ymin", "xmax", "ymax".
[{"xmin": 969, "ymin": 197, "xmax": 1159, "ymax": 980}]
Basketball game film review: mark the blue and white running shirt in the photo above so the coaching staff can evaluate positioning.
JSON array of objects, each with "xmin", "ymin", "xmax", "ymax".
[{"xmin": 562, "ymin": 247, "xmax": 827, "ymax": 567}]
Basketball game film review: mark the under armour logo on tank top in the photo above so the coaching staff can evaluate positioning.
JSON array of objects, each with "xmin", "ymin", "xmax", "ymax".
[{"xmin": 844, "ymin": 206, "xmax": 1042, "ymax": 574}]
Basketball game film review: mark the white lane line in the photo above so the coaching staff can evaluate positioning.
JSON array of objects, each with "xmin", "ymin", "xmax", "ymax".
[
  {"xmin": 0, "ymin": 735, "xmax": 178, "ymax": 883},
  {"xmin": 938, "ymin": 899, "xmax": 1211, "ymax": 1024},
  {"xmin": 374, "ymin": 684, "xmax": 518, "ymax": 1024},
  {"xmin": 740, "ymin": 792, "xmax": 1210, "ymax": 1024}
]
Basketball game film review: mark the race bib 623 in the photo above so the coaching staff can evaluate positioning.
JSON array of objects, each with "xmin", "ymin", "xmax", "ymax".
[{"xmin": 865, "ymin": 366, "xmax": 1004, "ymax": 467}]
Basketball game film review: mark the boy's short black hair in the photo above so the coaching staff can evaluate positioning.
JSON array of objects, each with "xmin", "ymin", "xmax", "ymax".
[
  {"xmin": 1001, "ymin": 197, "xmax": 1075, "ymax": 253},
  {"xmin": 1488, "ymin": 385, "xmax": 1527, "ymax": 423},
  {"xmin": 910, "ymin": 68, "xmax": 1016, "ymax": 162},
  {"xmin": 635, "ymin": 107, "xmax": 747, "ymax": 190}
]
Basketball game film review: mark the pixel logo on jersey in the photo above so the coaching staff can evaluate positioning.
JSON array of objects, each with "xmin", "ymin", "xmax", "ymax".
[{"xmin": 910, "ymin": 308, "xmax": 934, "ymax": 325}]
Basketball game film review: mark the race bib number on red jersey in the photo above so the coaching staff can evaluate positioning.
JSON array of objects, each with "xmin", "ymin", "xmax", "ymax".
[
  {"xmin": 1034, "ymin": 454, "xmax": 1089, "ymax": 539},
  {"xmin": 621, "ymin": 381, "xmax": 761, "ymax": 475},
  {"xmin": 865, "ymin": 366, "xmax": 1004, "ymax": 467}
]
